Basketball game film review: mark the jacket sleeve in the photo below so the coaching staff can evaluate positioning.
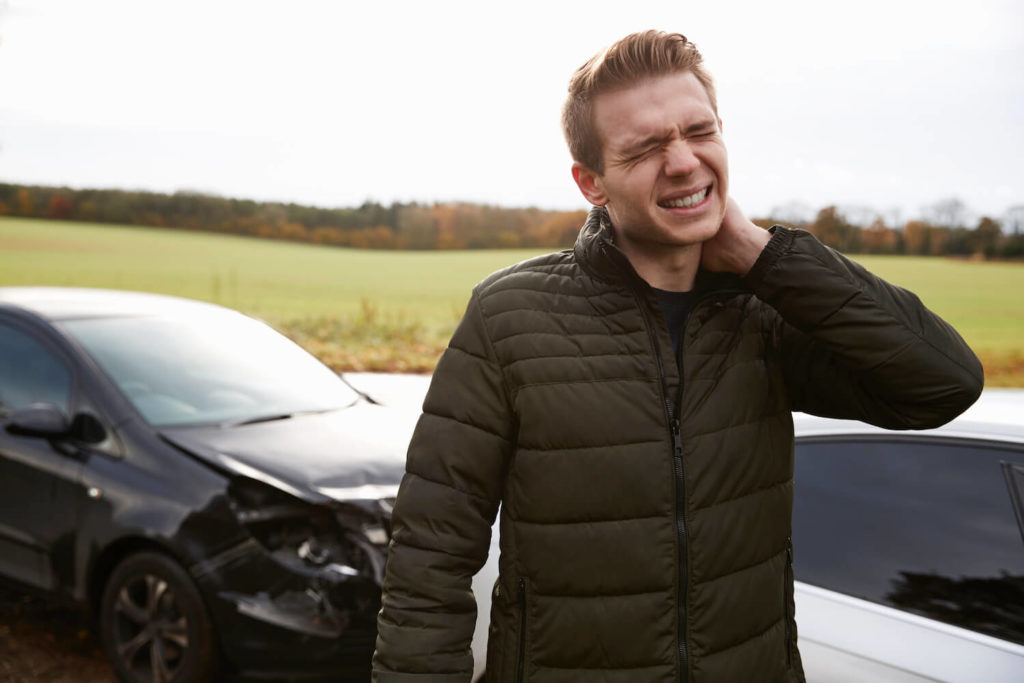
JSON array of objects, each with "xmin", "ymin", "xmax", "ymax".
[
  {"xmin": 745, "ymin": 227, "xmax": 984, "ymax": 429},
  {"xmin": 373, "ymin": 289, "xmax": 513, "ymax": 682}
]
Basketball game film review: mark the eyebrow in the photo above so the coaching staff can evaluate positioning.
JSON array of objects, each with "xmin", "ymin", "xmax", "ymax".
[{"xmin": 620, "ymin": 119, "xmax": 718, "ymax": 156}]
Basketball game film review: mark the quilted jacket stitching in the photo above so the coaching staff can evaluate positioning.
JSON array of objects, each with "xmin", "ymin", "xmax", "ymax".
[
  {"xmin": 695, "ymin": 547, "xmax": 786, "ymax": 587},
  {"xmin": 690, "ymin": 477, "xmax": 791, "ymax": 515},
  {"xmin": 515, "ymin": 513, "xmax": 665, "ymax": 527},
  {"xmin": 401, "ymin": 471, "xmax": 495, "ymax": 507},
  {"xmin": 702, "ymin": 616, "xmax": 785, "ymax": 659}
]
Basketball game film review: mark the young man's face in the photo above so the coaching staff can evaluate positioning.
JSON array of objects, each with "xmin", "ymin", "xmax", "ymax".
[{"xmin": 574, "ymin": 71, "xmax": 728, "ymax": 254}]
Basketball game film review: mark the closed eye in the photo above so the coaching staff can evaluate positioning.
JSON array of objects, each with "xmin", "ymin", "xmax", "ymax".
[
  {"xmin": 683, "ymin": 119, "xmax": 719, "ymax": 138},
  {"xmin": 629, "ymin": 147, "xmax": 657, "ymax": 160}
]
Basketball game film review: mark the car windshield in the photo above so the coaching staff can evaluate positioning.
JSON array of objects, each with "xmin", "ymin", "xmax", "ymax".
[{"xmin": 60, "ymin": 311, "xmax": 360, "ymax": 427}]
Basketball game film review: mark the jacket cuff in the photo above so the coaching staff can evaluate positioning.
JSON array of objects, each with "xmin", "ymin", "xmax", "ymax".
[{"xmin": 743, "ymin": 225, "xmax": 794, "ymax": 287}]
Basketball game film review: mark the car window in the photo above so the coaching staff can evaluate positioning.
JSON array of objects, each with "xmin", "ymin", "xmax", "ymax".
[
  {"xmin": 59, "ymin": 311, "xmax": 359, "ymax": 427},
  {"xmin": 0, "ymin": 321, "xmax": 72, "ymax": 415},
  {"xmin": 793, "ymin": 438, "xmax": 1024, "ymax": 646}
]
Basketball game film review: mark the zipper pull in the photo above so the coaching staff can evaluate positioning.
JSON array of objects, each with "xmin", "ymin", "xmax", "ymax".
[{"xmin": 672, "ymin": 418, "xmax": 683, "ymax": 457}]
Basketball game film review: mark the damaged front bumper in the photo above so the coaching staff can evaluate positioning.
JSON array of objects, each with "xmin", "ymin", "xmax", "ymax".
[{"xmin": 190, "ymin": 478, "xmax": 397, "ymax": 674}]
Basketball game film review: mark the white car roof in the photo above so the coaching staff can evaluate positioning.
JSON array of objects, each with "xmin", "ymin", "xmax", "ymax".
[{"xmin": 794, "ymin": 389, "xmax": 1024, "ymax": 446}]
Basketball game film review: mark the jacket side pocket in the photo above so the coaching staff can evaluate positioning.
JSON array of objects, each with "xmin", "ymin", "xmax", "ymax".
[
  {"xmin": 486, "ymin": 578, "xmax": 506, "ymax": 682},
  {"xmin": 783, "ymin": 538, "xmax": 807, "ymax": 682},
  {"xmin": 783, "ymin": 538, "xmax": 796, "ymax": 669},
  {"xmin": 516, "ymin": 578, "xmax": 528, "ymax": 683}
]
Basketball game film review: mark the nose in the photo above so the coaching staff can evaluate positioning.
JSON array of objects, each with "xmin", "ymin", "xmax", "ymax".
[{"xmin": 664, "ymin": 139, "xmax": 700, "ymax": 176}]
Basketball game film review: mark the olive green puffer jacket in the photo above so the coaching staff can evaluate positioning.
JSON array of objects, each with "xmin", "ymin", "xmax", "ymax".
[{"xmin": 374, "ymin": 208, "xmax": 983, "ymax": 683}]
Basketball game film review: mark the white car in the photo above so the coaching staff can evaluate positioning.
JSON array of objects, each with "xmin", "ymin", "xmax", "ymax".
[
  {"xmin": 792, "ymin": 389, "xmax": 1024, "ymax": 682},
  {"xmin": 355, "ymin": 374, "xmax": 1024, "ymax": 682}
]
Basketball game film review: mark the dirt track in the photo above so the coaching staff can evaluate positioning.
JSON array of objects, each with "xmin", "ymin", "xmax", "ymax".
[
  {"xmin": 0, "ymin": 583, "xmax": 367, "ymax": 682},
  {"xmin": 0, "ymin": 583, "xmax": 115, "ymax": 682}
]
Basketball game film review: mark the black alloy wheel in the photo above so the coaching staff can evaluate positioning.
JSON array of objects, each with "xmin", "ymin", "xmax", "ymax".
[{"xmin": 99, "ymin": 552, "xmax": 220, "ymax": 683}]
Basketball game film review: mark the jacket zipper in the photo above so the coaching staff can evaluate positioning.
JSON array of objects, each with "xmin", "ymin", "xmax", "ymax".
[
  {"xmin": 641, "ymin": 292, "xmax": 729, "ymax": 683},
  {"xmin": 517, "ymin": 578, "xmax": 527, "ymax": 683},
  {"xmin": 631, "ymin": 287, "xmax": 689, "ymax": 683},
  {"xmin": 671, "ymin": 414, "xmax": 688, "ymax": 683}
]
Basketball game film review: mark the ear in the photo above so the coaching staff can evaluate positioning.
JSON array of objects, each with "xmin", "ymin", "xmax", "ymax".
[{"xmin": 572, "ymin": 162, "xmax": 607, "ymax": 206}]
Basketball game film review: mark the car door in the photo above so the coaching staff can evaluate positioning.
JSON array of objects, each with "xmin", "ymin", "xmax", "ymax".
[
  {"xmin": 0, "ymin": 317, "xmax": 85, "ymax": 591},
  {"xmin": 791, "ymin": 436, "xmax": 1024, "ymax": 683}
]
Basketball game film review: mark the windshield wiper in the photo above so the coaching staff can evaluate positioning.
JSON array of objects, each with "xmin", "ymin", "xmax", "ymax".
[
  {"xmin": 226, "ymin": 408, "xmax": 337, "ymax": 427},
  {"xmin": 231, "ymin": 413, "xmax": 295, "ymax": 426},
  {"xmin": 339, "ymin": 374, "xmax": 380, "ymax": 405}
]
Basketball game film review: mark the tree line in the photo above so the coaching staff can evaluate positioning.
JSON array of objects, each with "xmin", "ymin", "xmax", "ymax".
[
  {"xmin": 0, "ymin": 183, "xmax": 587, "ymax": 250},
  {"xmin": 2, "ymin": 183, "xmax": 1022, "ymax": 258}
]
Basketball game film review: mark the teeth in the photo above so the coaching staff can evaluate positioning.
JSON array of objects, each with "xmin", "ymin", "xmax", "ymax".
[{"xmin": 662, "ymin": 188, "xmax": 708, "ymax": 208}]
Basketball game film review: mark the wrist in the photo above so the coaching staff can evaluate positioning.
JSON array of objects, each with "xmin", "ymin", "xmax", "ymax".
[{"xmin": 731, "ymin": 223, "xmax": 771, "ymax": 275}]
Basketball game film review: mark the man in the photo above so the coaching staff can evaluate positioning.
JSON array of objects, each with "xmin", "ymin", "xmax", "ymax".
[{"xmin": 373, "ymin": 30, "xmax": 982, "ymax": 683}]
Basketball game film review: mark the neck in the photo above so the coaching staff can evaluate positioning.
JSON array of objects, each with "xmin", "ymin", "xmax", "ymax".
[{"xmin": 616, "ymin": 238, "xmax": 702, "ymax": 292}]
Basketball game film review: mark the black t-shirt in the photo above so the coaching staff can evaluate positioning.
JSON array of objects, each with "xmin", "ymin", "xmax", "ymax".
[{"xmin": 653, "ymin": 287, "xmax": 695, "ymax": 362}]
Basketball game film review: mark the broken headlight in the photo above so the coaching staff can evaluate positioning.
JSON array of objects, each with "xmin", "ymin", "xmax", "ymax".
[{"xmin": 226, "ymin": 477, "xmax": 390, "ymax": 619}]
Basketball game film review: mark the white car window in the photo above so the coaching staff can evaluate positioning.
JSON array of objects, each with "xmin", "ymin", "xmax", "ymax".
[{"xmin": 793, "ymin": 438, "xmax": 1024, "ymax": 646}]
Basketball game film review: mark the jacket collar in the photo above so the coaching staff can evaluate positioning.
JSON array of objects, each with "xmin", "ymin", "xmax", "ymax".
[
  {"xmin": 573, "ymin": 206, "xmax": 746, "ymax": 295},
  {"xmin": 573, "ymin": 206, "xmax": 625, "ymax": 284}
]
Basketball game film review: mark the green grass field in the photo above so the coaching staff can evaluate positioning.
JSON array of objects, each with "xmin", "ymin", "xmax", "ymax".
[
  {"xmin": 0, "ymin": 216, "xmax": 530, "ymax": 321},
  {"xmin": 2, "ymin": 216, "xmax": 1022, "ymax": 383}
]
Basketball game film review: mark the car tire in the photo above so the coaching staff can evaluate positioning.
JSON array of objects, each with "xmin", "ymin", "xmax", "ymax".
[{"xmin": 99, "ymin": 551, "xmax": 220, "ymax": 683}]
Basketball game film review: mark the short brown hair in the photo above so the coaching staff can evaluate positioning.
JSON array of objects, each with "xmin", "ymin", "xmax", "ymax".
[{"xmin": 562, "ymin": 30, "xmax": 717, "ymax": 174}]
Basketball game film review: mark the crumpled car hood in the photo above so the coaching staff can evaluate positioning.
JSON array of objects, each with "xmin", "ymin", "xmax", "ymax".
[{"xmin": 159, "ymin": 401, "xmax": 417, "ymax": 504}]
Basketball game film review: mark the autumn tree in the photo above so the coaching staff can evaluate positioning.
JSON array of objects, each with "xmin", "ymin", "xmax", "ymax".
[
  {"xmin": 396, "ymin": 204, "xmax": 439, "ymax": 249},
  {"xmin": 968, "ymin": 217, "xmax": 1002, "ymax": 259},
  {"xmin": 807, "ymin": 206, "xmax": 861, "ymax": 252},
  {"xmin": 861, "ymin": 218, "xmax": 900, "ymax": 254},
  {"xmin": 16, "ymin": 188, "xmax": 35, "ymax": 216},
  {"xmin": 45, "ymin": 194, "xmax": 74, "ymax": 219},
  {"xmin": 531, "ymin": 210, "xmax": 588, "ymax": 248},
  {"xmin": 902, "ymin": 220, "xmax": 933, "ymax": 255},
  {"xmin": 927, "ymin": 227, "xmax": 951, "ymax": 256}
]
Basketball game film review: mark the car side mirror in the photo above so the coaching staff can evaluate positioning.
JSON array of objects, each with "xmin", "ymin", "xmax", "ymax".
[
  {"xmin": 5, "ymin": 402, "xmax": 71, "ymax": 438},
  {"xmin": 71, "ymin": 412, "xmax": 108, "ymax": 444}
]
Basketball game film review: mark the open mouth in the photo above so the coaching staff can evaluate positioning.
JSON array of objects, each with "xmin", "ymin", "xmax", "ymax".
[{"xmin": 658, "ymin": 186, "xmax": 710, "ymax": 209}]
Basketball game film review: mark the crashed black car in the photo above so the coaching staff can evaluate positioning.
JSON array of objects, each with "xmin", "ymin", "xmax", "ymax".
[{"xmin": 0, "ymin": 287, "xmax": 415, "ymax": 682}]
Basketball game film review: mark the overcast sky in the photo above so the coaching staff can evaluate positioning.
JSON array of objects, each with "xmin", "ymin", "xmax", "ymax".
[{"xmin": 1, "ymin": 0, "xmax": 1021, "ymax": 222}]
